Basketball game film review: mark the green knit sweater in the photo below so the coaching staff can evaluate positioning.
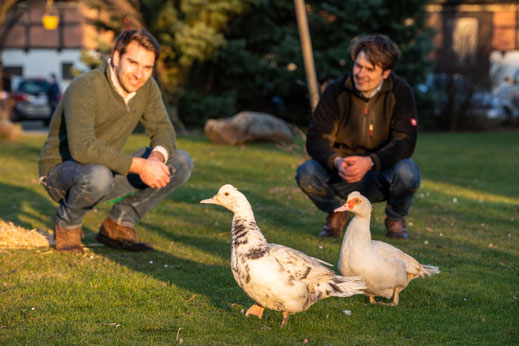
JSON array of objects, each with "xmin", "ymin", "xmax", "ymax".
[{"xmin": 38, "ymin": 61, "xmax": 176, "ymax": 177}]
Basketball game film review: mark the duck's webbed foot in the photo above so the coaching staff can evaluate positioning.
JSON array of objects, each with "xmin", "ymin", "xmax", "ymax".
[
  {"xmin": 245, "ymin": 303, "xmax": 265, "ymax": 319},
  {"xmin": 368, "ymin": 288, "xmax": 401, "ymax": 306}
]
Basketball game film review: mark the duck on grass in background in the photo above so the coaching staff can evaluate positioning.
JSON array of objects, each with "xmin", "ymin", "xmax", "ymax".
[
  {"xmin": 335, "ymin": 191, "xmax": 440, "ymax": 306},
  {"xmin": 201, "ymin": 184, "xmax": 366, "ymax": 327}
]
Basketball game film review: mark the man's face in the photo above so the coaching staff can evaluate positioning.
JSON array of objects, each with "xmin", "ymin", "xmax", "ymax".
[
  {"xmin": 352, "ymin": 50, "xmax": 391, "ymax": 97},
  {"xmin": 112, "ymin": 41, "xmax": 155, "ymax": 94}
]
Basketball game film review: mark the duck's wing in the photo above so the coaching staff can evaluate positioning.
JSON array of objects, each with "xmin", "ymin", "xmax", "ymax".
[
  {"xmin": 372, "ymin": 240, "xmax": 423, "ymax": 276},
  {"xmin": 268, "ymin": 243, "xmax": 335, "ymax": 281}
]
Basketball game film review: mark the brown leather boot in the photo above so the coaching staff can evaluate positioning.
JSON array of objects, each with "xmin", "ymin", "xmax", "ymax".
[
  {"xmin": 54, "ymin": 224, "xmax": 84, "ymax": 254},
  {"xmin": 97, "ymin": 218, "xmax": 154, "ymax": 251},
  {"xmin": 318, "ymin": 212, "xmax": 350, "ymax": 238},
  {"xmin": 385, "ymin": 217, "xmax": 409, "ymax": 239}
]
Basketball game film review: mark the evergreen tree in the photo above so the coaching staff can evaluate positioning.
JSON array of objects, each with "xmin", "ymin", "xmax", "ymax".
[
  {"xmin": 83, "ymin": 0, "xmax": 433, "ymax": 128},
  {"xmin": 181, "ymin": 0, "xmax": 434, "ymax": 127}
]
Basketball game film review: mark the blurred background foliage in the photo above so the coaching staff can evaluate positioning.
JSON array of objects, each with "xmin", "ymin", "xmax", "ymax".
[{"xmin": 81, "ymin": 0, "xmax": 435, "ymax": 129}]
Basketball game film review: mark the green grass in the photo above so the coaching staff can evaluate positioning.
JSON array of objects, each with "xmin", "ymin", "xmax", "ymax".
[{"xmin": 0, "ymin": 131, "xmax": 517, "ymax": 344}]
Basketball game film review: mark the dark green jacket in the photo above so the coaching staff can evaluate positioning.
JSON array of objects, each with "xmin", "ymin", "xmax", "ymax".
[
  {"xmin": 306, "ymin": 73, "xmax": 418, "ymax": 171},
  {"xmin": 38, "ymin": 61, "xmax": 176, "ymax": 177}
]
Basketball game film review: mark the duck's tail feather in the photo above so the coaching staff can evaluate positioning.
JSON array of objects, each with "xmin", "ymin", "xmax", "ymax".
[
  {"xmin": 422, "ymin": 265, "xmax": 440, "ymax": 277},
  {"xmin": 321, "ymin": 275, "xmax": 367, "ymax": 298}
]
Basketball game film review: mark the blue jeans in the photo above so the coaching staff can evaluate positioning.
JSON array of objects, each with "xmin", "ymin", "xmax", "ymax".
[
  {"xmin": 42, "ymin": 148, "xmax": 194, "ymax": 230},
  {"xmin": 295, "ymin": 158, "xmax": 420, "ymax": 220}
]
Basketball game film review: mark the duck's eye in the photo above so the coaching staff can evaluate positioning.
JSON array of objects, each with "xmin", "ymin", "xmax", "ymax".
[{"xmin": 224, "ymin": 192, "xmax": 229, "ymax": 196}]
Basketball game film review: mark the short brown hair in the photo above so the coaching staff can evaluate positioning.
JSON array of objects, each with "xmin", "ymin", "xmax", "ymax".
[
  {"xmin": 112, "ymin": 29, "xmax": 160, "ymax": 61},
  {"xmin": 349, "ymin": 34, "xmax": 400, "ymax": 71}
]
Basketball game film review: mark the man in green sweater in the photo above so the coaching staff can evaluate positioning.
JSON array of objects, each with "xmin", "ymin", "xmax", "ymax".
[{"xmin": 39, "ymin": 29, "xmax": 193, "ymax": 254}]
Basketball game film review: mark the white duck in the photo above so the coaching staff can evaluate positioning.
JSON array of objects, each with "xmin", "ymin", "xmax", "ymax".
[
  {"xmin": 201, "ymin": 184, "xmax": 366, "ymax": 327},
  {"xmin": 335, "ymin": 191, "xmax": 439, "ymax": 306}
]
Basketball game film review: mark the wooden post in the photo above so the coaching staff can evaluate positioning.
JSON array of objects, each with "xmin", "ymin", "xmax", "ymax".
[{"xmin": 294, "ymin": 0, "xmax": 319, "ymax": 111}]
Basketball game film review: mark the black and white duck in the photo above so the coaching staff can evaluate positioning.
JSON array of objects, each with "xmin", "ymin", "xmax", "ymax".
[{"xmin": 201, "ymin": 184, "xmax": 366, "ymax": 327}]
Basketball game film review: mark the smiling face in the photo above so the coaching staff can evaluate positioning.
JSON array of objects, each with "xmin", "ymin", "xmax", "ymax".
[
  {"xmin": 352, "ymin": 50, "xmax": 391, "ymax": 98},
  {"xmin": 112, "ymin": 40, "xmax": 155, "ymax": 94}
]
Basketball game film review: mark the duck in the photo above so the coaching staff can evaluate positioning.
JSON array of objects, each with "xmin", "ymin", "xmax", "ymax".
[
  {"xmin": 334, "ymin": 191, "xmax": 439, "ymax": 306},
  {"xmin": 201, "ymin": 184, "xmax": 366, "ymax": 327}
]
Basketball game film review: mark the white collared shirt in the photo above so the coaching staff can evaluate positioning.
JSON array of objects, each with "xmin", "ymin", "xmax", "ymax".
[{"xmin": 108, "ymin": 58, "xmax": 137, "ymax": 107}]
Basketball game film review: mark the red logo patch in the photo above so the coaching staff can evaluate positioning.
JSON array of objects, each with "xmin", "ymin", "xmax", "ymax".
[{"xmin": 410, "ymin": 118, "xmax": 417, "ymax": 126}]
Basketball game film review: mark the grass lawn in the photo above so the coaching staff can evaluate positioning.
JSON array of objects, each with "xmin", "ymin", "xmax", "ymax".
[{"xmin": 0, "ymin": 131, "xmax": 517, "ymax": 344}]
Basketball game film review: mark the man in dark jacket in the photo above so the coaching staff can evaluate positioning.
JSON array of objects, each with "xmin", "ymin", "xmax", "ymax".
[{"xmin": 296, "ymin": 34, "xmax": 420, "ymax": 239}]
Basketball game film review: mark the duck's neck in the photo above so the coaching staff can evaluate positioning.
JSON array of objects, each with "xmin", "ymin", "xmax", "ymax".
[
  {"xmin": 235, "ymin": 207, "xmax": 255, "ymax": 221},
  {"xmin": 343, "ymin": 214, "xmax": 372, "ymax": 246},
  {"xmin": 231, "ymin": 213, "xmax": 267, "ymax": 249}
]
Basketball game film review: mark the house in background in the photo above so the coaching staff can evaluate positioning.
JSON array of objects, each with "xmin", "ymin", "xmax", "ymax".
[
  {"xmin": 1, "ymin": 0, "xmax": 112, "ymax": 91},
  {"xmin": 425, "ymin": 0, "xmax": 519, "ymax": 91}
]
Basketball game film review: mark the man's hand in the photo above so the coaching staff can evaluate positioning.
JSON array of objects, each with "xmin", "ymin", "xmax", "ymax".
[
  {"xmin": 335, "ymin": 156, "xmax": 373, "ymax": 183},
  {"xmin": 130, "ymin": 157, "xmax": 170, "ymax": 189}
]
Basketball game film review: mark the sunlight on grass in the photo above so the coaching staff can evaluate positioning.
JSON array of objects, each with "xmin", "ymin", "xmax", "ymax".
[
  {"xmin": 0, "ymin": 132, "xmax": 518, "ymax": 344},
  {"xmin": 421, "ymin": 179, "xmax": 519, "ymax": 204}
]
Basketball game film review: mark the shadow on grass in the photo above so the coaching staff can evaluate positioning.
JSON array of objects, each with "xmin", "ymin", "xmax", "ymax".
[
  {"xmin": 80, "ymin": 185, "xmax": 241, "ymax": 308},
  {"xmin": 90, "ymin": 237, "xmax": 243, "ymax": 310},
  {"xmin": 0, "ymin": 182, "xmax": 56, "ymax": 230}
]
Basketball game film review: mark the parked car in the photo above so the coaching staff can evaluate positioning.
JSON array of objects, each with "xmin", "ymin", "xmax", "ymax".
[
  {"xmin": 417, "ymin": 73, "xmax": 512, "ymax": 129},
  {"xmin": 10, "ymin": 78, "xmax": 58, "ymax": 126}
]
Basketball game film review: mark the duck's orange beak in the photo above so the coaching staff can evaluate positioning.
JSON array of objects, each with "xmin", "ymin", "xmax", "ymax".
[
  {"xmin": 200, "ymin": 194, "xmax": 220, "ymax": 205},
  {"xmin": 334, "ymin": 203, "xmax": 349, "ymax": 213}
]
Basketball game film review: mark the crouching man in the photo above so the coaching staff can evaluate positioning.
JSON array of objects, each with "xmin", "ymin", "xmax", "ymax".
[
  {"xmin": 38, "ymin": 29, "xmax": 193, "ymax": 253},
  {"xmin": 296, "ymin": 34, "xmax": 420, "ymax": 239}
]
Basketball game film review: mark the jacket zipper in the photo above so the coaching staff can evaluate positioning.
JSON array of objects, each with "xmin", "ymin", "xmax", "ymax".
[{"xmin": 364, "ymin": 103, "xmax": 373, "ymax": 139}]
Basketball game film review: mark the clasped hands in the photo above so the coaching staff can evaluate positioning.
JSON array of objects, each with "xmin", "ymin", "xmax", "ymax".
[
  {"xmin": 130, "ymin": 151, "xmax": 171, "ymax": 189},
  {"xmin": 334, "ymin": 155, "xmax": 373, "ymax": 183}
]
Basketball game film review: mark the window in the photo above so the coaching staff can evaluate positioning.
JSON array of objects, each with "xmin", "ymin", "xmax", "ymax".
[
  {"xmin": 452, "ymin": 17, "xmax": 478, "ymax": 65},
  {"xmin": 61, "ymin": 62, "xmax": 74, "ymax": 80},
  {"xmin": 4, "ymin": 66, "xmax": 23, "ymax": 77}
]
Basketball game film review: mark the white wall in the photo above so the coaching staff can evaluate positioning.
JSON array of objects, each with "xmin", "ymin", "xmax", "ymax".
[
  {"xmin": 1, "ymin": 48, "xmax": 88, "ymax": 90},
  {"xmin": 490, "ymin": 50, "xmax": 519, "ymax": 92}
]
